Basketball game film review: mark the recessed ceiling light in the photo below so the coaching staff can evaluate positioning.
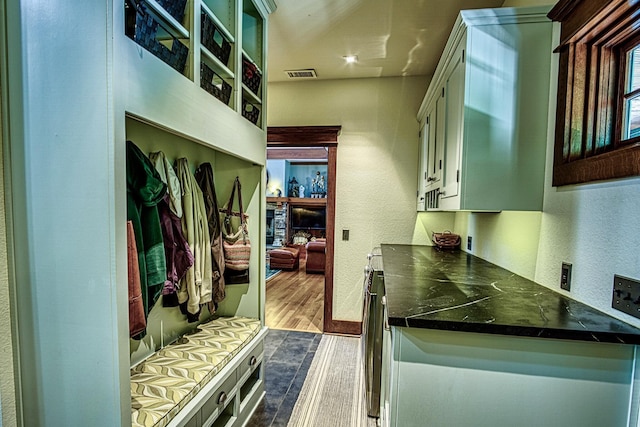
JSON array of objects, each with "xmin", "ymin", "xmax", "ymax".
[{"xmin": 343, "ymin": 55, "xmax": 358, "ymax": 64}]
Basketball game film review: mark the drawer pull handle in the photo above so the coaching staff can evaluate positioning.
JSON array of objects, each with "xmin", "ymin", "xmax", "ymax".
[
  {"xmin": 249, "ymin": 355, "xmax": 257, "ymax": 366},
  {"xmin": 217, "ymin": 391, "xmax": 227, "ymax": 405}
]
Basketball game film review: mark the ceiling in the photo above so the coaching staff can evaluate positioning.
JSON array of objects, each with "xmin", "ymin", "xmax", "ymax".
[{"xmin": 267, "ymin": 0, "xmax": 506, "ymax": 83}]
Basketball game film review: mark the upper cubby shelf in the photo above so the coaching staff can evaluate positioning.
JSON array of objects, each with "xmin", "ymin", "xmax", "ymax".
[
  {"xmin": 202, "ymin": 0, "xmax": 235, "ymax": 36},
  {"xmin": 125, "ymin": 0, "xmax": 269, "ymax": 128},
  {"xmin": 200, "ymin": 1, "xmax": 235, "ymax": 74},
  {"xmin": 125, "ymin": 0, "xmax": 191, "ymax": 75},
  {"xmin": 242, "ymin": 0, "xmax": 263, "ymax": 68},
  {"xmin": 240, "ymin": 0, "xmax": 264, "ymax": 127},
  {"xmin": 200, "ymin": 1, "xmax": 236, "ymax": 108}
]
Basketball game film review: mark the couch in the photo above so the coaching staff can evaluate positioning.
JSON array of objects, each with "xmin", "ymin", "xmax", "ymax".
[
  {"xmin": 268, "ymin": 246, "xmax": 300, "ymax": 270},
  {"xmin": 305, "ymin": 239, "xmax": 326, "ymax": 274}
]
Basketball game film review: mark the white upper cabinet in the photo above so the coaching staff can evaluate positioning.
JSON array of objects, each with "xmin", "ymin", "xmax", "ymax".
[{"xmin": 417, "ymin": 6, "xmax": 553, "ymax": 211}]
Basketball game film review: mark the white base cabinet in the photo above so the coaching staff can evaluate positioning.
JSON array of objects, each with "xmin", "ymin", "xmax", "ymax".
[
  {"xmin": 385, "ymin": 327, "xmax": 638, "ymax": 427},
  {"xmin": 417, "ymin": 6, "xmax": 553, "ymax": 211}
]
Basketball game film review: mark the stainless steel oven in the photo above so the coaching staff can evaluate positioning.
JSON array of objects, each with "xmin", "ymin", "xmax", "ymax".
[{"xmin": 362, "ymin": 248, "xmax": 384, "ymax": 418}]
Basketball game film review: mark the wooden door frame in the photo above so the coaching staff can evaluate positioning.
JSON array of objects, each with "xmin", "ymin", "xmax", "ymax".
[{"xmin": 268, "ymin": 126, "xmax": 360, "ymax": 335}]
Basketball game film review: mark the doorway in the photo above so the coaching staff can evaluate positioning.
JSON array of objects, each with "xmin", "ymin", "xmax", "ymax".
[{"xmin": 266, "ymin": 126, "xmax": 340, "ymax": 334}]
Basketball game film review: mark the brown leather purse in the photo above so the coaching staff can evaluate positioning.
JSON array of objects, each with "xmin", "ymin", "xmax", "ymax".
[{"xmin": 432, "ymin": 231, "xmax": 461, "ymax": 250}]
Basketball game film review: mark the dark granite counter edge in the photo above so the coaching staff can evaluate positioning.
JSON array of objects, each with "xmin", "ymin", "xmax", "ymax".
[
  {"xmin": 388, "ymin": 317, "xmax": 640, "ymax": 345},
  {"xmin": 381, "ymin": 244, "xmax": 640, "ymax": 345}
]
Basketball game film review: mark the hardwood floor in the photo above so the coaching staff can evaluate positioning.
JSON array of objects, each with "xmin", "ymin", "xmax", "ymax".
[{"xmin": 266, "ymin": 259, "xmax": 324, "ymax": 333}]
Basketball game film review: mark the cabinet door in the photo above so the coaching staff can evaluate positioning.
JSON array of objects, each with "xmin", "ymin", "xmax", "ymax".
[
  {"xmin": 441, "ymin": 49, "xmax": 465, "ymax": 200},
  {"xmin": 416, "ymin": 120, "xmax": 428, "ymax": 211},
  {"xmin": 433, "ymin": 95, "xmax": 445, "ymax": 188}
]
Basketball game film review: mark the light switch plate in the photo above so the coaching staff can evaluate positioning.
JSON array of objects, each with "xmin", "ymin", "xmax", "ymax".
[{"xmin": 560, "ymin": 262, "xmax": 571, "ymax": 291}]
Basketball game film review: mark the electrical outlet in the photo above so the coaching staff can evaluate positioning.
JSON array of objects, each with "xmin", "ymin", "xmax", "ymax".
[
  {"xmin": 342, "ymin": 229, "xmax": 349, "ymax": 241},
  {"xmin": 560, "ymin": 262, "xmax": 572, "ymax": 291},
  {"xmin": 467, "ymin": 236, "xmax": 472, "ymax": 251},
  {"xmin": 612, "ymin": 275, "xmax": 640, "ymax": 319}
]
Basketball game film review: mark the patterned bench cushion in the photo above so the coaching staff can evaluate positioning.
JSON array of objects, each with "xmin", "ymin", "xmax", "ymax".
[{"xmin": 130, "ymin": 316, "xmax": 261, "ymax": 427}]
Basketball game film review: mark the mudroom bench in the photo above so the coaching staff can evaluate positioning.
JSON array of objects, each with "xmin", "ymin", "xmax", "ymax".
[{"xmin": 130, "ymin": 316, "xmax": 267, "ymax": 427}]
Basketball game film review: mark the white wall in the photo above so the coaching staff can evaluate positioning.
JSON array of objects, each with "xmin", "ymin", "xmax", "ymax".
[
  {"xmin": 452, "ymin": 211, "xmax": 542, "ymax": 281},
  {"xmin": 268, "ymin": 76, "xmax": 431, "ymax": 321}
]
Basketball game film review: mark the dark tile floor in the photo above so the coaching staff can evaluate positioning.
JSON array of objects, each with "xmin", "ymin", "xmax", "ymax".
[{"xmin": 247, "ymin": 329, "xmax": 322, "ymax": 427}]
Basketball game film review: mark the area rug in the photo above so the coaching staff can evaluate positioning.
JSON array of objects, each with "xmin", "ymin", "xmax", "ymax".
[
  {"xmin": 266, "ymin": 265, "xmax": 281, "ymax": 281},
  {"xmin": 287, "ymin": 334, "xmax": 376, "ymax": 427}
]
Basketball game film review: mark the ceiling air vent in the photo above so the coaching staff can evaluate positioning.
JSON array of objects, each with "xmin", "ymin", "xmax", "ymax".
[{"xmin": 285, "ymin": 69, "xmax": 318, "ymax": 79}]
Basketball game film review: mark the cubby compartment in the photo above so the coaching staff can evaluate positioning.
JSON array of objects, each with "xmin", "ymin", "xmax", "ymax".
[
  {"xmin": 125, "ymin": 0, "xmax": 191, "ymax": 75},
  {"xmin": 240, "ymin": 0, "xmax": 264, "ymax": 127},
  {"xmin": 209, "ymin": 404, "xmax": 235, "ymax": 427},
  {"xmin": 202, "ymin": 0, "xmax": 236, "ymax": 34},
  {"xmin": 201, "ymin": 61, "xmax": 233, "ymax": 105},
  {"xmin": 239, "ymin": 362, "xmax": 262, "ymax": 412},
  {"xmin": 241, "ymin": 99, "xmax": 260, "ymax": 125},
  {"xmin": 202, "ymin": 11, "xmax": 233, "ymax": 66},
  {"xmin": 242, "ymin": 55, "xmax": 262, "ymax": 96},
  {"xmin": 241, "ymin": 0, "xmax": 263, "ymax": 68},
  {"xmin": 126, "ymin": 116, "xmax": 264, "ymax": 365}
]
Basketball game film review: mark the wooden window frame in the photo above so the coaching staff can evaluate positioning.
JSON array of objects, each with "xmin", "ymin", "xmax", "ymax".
[
  {"xmin": 549, "ymin": 0, "xmax": 640, "ymax": 186},
  {"xmin": 617, "ymin": 36, "xmax": 640, "ymax": 142}
]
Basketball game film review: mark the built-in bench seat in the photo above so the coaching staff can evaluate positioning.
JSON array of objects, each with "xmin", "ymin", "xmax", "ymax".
[{"xmin": 131, "ymin": 316, "xmax": 265, "ymax": 427}]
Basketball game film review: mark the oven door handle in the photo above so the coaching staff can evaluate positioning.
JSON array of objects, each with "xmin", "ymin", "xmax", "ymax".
[{"xmin": 382, "ymin": 295, "xmax": 390, "ymax": 331}]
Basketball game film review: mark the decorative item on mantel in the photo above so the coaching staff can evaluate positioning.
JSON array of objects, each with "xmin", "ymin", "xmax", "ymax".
[
  {"xmin": 311, "ymin": 171, "xmax": 327, "ymax": 198},
  {"xmin": 288, "ymin": 177, "xmax": 300, "ymax": 197}
]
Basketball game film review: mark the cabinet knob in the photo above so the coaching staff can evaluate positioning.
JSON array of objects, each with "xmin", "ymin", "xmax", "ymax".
[
  {"xmin": 217, "ymin": 391, "xmax": 227, "ymax": 405},
  {"xmin": 249, "ymin": 355, "xmax": 258, "ymax": 366}
]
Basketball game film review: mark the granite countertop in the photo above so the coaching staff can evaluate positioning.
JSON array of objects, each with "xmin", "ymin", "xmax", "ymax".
[{"xmin": 381, "ymin": 244, "xmax": 640, "ymax": 344}]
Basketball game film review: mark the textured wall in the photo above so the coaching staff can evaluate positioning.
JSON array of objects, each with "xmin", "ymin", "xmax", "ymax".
[
  {"xmin": 268, "ymin": 76, "xmax": 429, "ymax": 321},
  {"xmin": 453, "ymin": 211, "xmax": 542, "ymax": 281}
]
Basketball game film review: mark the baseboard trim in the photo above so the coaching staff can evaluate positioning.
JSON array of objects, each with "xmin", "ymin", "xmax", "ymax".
[{"xmin": 325, "ymin": 320, "xmax": 361, "ymax": 336}]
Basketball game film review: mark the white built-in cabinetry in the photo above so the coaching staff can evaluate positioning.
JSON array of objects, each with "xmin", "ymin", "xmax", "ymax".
[
  {"xmin": 416, "ymin": 6, "xmax": 553, "ymax": 212},
  {"xmin": 124, "ymin": 0, "xmax": 272, "ymax": 425},
  {"xmin": 3, "ymin": 0, "xmax": 273, "ymax": 425}
]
